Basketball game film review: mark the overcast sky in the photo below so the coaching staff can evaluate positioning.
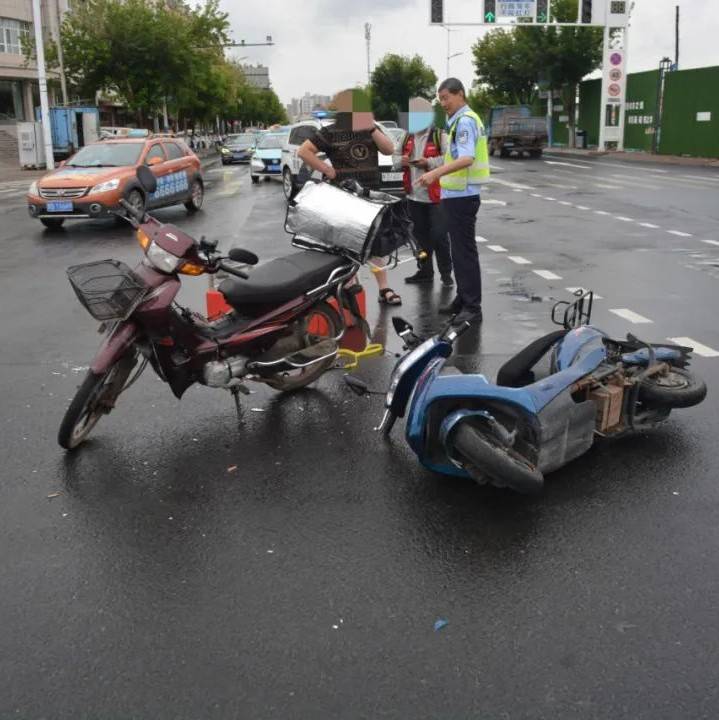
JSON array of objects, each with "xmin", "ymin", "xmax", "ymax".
[{"xmin": 220, "ymin": 0, "xmax": 718, "ymax": 106}]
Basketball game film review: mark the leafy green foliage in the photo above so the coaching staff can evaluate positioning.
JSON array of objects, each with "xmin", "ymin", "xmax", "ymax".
[{"xmin": 369, "ymin": 54, "xmax": 437, "ymax": 122}]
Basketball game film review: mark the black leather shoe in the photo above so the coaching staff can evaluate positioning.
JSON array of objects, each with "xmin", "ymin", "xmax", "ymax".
[
  {"xmin": 452, "ymin": 308, "xmax": 483, "ymax": 326},
  {"xmin": 440, "ymin": 274, "xmax": 455, "ymax": 287},
  {"xmin": 405, "ymin": 271, "xmax": 434, "ymax": 284},
  {"xmin": 438, "ymin": 297, "xmax": 463, "ymax": 315}
]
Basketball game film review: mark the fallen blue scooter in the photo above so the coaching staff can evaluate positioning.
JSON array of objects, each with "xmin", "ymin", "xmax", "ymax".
[{"xmin": 346, "ymin": 291, "xmax": 707, "ymax": 494}]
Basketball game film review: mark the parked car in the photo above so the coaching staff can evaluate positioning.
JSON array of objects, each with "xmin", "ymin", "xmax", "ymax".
[
  {"xmin": 250, "ymin": 130, "xmax": 290, "ymax": 183},
  {"xmin": 220, "ymin": 133, "xmax": 257, "ymax": 164},
  {"xmin": 280, "ymin": 119, "xmax": 404, "ymax": 200},
  {"xmin": 27, "ymin": 136, "xmax": 203, "ymax": 229}
]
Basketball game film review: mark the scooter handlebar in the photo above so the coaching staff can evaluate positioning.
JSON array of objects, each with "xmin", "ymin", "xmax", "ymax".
[{"xmin": 218, "ymin": 260, "xmax": 249, "ymax": 280}]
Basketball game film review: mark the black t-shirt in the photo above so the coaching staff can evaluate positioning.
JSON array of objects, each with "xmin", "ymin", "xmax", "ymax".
[{"xmin": 309, "ymin": 126, "xmax": 380, "ymax": 189}]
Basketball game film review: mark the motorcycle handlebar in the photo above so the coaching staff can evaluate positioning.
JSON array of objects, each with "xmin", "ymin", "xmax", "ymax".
[{"xmin": 218, "ymin": 260, "xmax": 249, "ymax": 280}]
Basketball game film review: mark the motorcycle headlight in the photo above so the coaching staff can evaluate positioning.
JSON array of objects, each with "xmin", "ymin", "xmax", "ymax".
[
  {"xmin": 29, "ymin": 181, "xmax": 38, "ymax": 195},
  {"xmin": 146, "ymin": 241, "xmax": 182, "ymax": 273},
  {"xmin": 90, "ymin": 177, "xmax": 120, "ymax": 194}
]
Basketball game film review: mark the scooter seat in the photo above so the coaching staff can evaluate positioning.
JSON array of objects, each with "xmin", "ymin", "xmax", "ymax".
[
  {"xmin": 496, "ymin": 329, "xmax": 569, "ymax": 387},
  {"xmin": 219, "ymin": 251, "xmax": 352, "ymax": 308}
]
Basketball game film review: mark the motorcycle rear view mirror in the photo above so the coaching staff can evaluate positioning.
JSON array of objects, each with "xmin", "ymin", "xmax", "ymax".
[
  {"xmin": 228, "ymin": 248, "xmax": 259, "ymax": 265},
  {"xmin": 136, "ymin": 165, "xmax": 157, "ymax": 195}
]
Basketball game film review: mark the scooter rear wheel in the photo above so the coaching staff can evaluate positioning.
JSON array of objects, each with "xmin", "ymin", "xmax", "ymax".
[
  {"xmin": 638, "ymin": 367, "xmax": 707, "ymax": 409},
  {"xmin": 58, "ymin": 352, "xmax": 137, "ymax": 450},
  {"xmin": 451, "ymin": 422, "xmax": 544, "ymax": 495}
]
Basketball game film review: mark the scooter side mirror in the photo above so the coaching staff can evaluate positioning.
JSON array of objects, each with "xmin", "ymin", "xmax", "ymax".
[
  {"xmin": 136, "ymin": 165, "xmax": 157, "ymax": 194},
  {"xmin": 392, "ymin": 316, "xmax": 414, "ymax": 337},
  {"xmin": 228, "ymin": 248, "xmax": 259, "ymax": 265},
  {"xmin": 344, "ymin": 375, "xmax": 370, "ymax": 396}
]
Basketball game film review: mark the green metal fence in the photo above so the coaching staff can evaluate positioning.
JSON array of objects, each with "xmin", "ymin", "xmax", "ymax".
[
  {"xmin": 659, "ymin": 66, "xmax": 719, "ymax": 157},
  {"xmin": 578, "ymin": 64, "xmax": 719, "ymax": 157}
]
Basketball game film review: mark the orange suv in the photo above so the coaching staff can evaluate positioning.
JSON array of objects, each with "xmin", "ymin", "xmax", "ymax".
[{"xmin": 27, "ymin": 136, "xmax": 204, "ymax": 229}]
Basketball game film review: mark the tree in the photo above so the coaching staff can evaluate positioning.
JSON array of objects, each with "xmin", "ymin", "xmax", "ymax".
[{"xmin": 369, "ymin": 54, "xmax": 437, "ymax": 122}]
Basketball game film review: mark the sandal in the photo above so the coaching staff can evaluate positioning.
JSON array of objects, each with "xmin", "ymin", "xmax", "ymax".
[{"xmin": 379, "ymin": 288, "xmax": 402, "ymax": 306}]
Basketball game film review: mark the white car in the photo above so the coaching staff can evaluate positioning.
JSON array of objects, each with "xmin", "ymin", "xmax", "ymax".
[{"xmin": 280, "ymin": 120, "xmax": 405, "ymax": 201}]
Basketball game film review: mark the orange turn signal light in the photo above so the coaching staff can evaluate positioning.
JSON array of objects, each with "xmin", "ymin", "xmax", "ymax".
[
  {"xmin": 178, "ymin": 261, "xmax": 206, "ymax": 276},
  {"xmin": 136, "ymin": 228, "xmax": 151, "ymax": 250}
]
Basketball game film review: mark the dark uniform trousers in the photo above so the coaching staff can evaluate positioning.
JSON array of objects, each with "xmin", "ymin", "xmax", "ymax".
[
  {"xmin": 441, "ymin": 195, "xmax": 482, "ymax": 312},
  {"xmin": 407, "ymin": 199, "xmax": 452, "ymax": 278}
]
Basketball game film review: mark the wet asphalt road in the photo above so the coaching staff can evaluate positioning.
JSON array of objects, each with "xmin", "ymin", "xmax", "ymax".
[{"xmin": 1, "ymin": 156, "xmax": 719, "ymax": 719}]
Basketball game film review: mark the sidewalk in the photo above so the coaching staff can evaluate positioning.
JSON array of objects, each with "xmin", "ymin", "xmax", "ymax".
[{"xmin": 545, "ymin": 146, "xmax": 719, "ymax": 168}]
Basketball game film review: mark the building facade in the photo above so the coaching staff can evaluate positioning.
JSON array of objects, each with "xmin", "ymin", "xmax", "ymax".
[
  {"xmin": 240, "ymin": 64, "xmax": 270, "ymax": 90},
  {"xmin": 0, "ymin": 0, "xmax": 65, "ymax": 130}
]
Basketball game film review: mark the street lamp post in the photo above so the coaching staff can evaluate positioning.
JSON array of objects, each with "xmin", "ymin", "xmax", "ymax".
[{"xmin": 32, "ymin": 0, "xmax": 54, "ymax": 169}]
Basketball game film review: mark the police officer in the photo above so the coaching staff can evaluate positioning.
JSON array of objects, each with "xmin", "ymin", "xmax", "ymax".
[{"xmin": 416, "ymin": 78, "xmax": 490, "ymax": 325}]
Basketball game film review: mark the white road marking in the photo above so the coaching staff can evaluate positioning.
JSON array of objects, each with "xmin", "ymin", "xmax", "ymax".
[
  {"xmin": 533, "ymin": 270, "xmax": 562, "ymax": 280},
  {"xmin": 594, "ymin": 210, "xmax": 610, "ymax": 216},
  {"xmin": 668, "ymin": 230, "xmax": 693, "ymax": 237},
  {"xmin": 475, "ymin": 235, "xmax": 488, "ymax": 243},
  {"xmin": 487, "ymin": 244, "xmax": 508, "ymax": 252},
  {"xmin": 639, "ymin": 222, "xmax": 660, "ymax": 229},
  {"xmin": 594, "ymin": 183, "xmax": 623, "ymax": 190},
  {"xmin": 544, "ymin": 160, "xmax": 593, "ymax": 169},
  {"xmin": 543, "ymin": 182, "xmax": 578, "ymax": 190},
  {"xmin": 609, "ymin": 308, "xmax": 653, "ymax": 324},
  {"xmin": 530, "ymin": 193, "xmax": 544, "ymax": 198},
  {"xmin": 566, "ymin": 287, "xmax": 603, "ymax": 299},
  {"xmin": 679, "ymin": 174, "xmax": 719, "ymax": 183},
  {"xmin": 508, "ymin": 256, "xmax": 532, "ymax": 265},
  {"xmin": 512, "ymin": 188, "xmax": 523, "ymax": 192},
  {"xmin": 544, "ymin": 196, "xmax": 557, "ymax": 201},
  {"xmin": 702, "ymin": 239, "xmax": 719, "ymax": 247},
  {"xmin": 490, "ymin": 178, "xmax": 535, "ymax": 190},
  {"xmin": 482, "ymin": 199, "xmax": 507, "ymax": 206},
  {"xmin": 667, "ymin": 337, "xmax": 719, "ymax": 358},
  {"xmin": 574, "ymin": 205, "xmax": 590, "ymax": 210},
  {"xmin": 615, "ymin": 216, "xmax": 634, "ymax": 222},
  {"xmin": 557, "ymin": 200, "xmax": 572, "ymax": 206},
  {"xmin": 489, "ymin": 164, "xmax": 502, "ymax": 171}
]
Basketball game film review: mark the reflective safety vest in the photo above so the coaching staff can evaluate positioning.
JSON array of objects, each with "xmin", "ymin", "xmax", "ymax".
[
  {"xmin": 440, "ymin": 108, "xmax": 490, "ymax": 190},
  {"xmin": 402, "ymin": 127, "xmax": 442, "ymax": 203}
]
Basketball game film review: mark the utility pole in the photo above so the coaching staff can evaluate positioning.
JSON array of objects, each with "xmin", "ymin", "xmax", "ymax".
[
  {"xmin": 32, "ymin": 0, "xmax": 54, "ymax": 169},
  {"xmin": 364, "ymin": 23, "xmax": 371, "ymax": 84},
  {"xmin": 675, "ymin": 5, "xmax": 679, "ymax": 69},
  {"xmin": 48, "ymin": 0, "xmax": 68, "ymax": 105}
]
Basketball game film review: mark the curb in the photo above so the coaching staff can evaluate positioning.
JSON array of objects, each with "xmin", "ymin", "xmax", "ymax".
[{"xmin": 545, "ymin": 148, "xmax": 719, "ymax": 168}]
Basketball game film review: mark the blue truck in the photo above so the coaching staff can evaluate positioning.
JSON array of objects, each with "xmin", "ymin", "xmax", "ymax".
[{"xmin": 34, "ymin": 106, "xmax": 100, "ymax": 159}]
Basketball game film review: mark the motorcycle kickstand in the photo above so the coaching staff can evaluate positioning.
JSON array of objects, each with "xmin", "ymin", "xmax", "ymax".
[{"xmin": 227, "ymin": 381, "xmax": 250, "ymax": 424}]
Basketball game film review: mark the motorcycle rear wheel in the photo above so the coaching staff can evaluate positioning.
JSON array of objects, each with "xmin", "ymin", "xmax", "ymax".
[
  {"xmin": 58, "ymin": 352, "xmax": 138, "ymax": 450},
  {"xmin": 638, "ymin": 367, "xmax": 707, "ymax": 409},
  {"xmin": 451, "ymin": 422, "xmax": 544, "ymax": 495},
  {"xmin": 263, "ymin": 301, "xmax": 342, "ymax": 392}
]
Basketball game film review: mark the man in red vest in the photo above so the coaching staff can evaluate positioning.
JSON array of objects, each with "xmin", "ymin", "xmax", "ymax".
[{"xmin": 397, "ymin": 124, "xmax": 454, "ymax": 286}]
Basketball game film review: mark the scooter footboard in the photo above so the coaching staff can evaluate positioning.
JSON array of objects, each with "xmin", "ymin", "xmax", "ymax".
[{"xmin": 536, "ymin": 390, "xmax": 596, "ymax": 474}]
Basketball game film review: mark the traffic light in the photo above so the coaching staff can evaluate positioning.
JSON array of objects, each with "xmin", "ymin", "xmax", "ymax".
[
  {"xmin": 430, "ymin": 0, "xmax": 443, "ymax": 24},
  {"xmin": 536, "ymin": 0, "xmax": 548, "ymax": 22},
  {"xmin": 484, "ymin": 0, "xmax": 496, "ymax": 22},
  {"xmin": 581, "ymin": 0, "xmax": 592, "ymax": 23}
]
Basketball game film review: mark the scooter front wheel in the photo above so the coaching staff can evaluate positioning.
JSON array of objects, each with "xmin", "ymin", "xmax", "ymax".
[
  {"xmin": 58, "ymin": 353, "xmax": 138, "ymax": 450},
  {"xmin": 450, "ymin": 423, "xmax": 544, "ymax": 495},
  {"xmin": 638, "ymin": 367, "xmax": 707, "ymax": 409}
]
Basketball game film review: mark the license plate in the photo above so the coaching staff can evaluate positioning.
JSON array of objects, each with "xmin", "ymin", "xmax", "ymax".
[
  {"xmin": 47, "ymin": 201, "xmax": 73, "ymax": 212},
  {"xmin": 382, "ymin": 172, "xmax": 403, "ymax": 182},
  {"xmin": 267, "ymin": 167, "xmax": 279, "ymax": 173}
]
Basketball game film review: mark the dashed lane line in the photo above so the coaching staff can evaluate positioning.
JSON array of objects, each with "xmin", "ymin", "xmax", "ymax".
[
  {"xmin": 483, "ymin": 199, "xmax": 508, "ymax": 206},
  {"xmin": 639, "ymin": 222, "xmax": 660, "ymax": 229},
  {"xmin": 533, "ymin": 270, "xmax": 562, "ymax": 280},
  {"xmin": 594, "ymin": 210, "xmax": 610, "ymax": 216},
  {"xmin": 668, "ymin": 230, "xmax": 693, "ymax": 237},
  {"xmin": 487, "ymin": 244, "xmax": 508, "ymax": 252},
  {"xmin": 574, "ymin": 205, "xmax": 591, "ymax": 210},
  {"xmin": 667, "ymin": 337, "xmax": 719, "ymax": 358},
  {"xmin": 475, "ymin": 235, "xmax": 488, "ymax": 243},
  {"xmin": 615, "ymin": 216, "xmax": 634, "ymax": 222},
  {"xmin": 594, "ymin": 183, "xmax": 623, "ymax": 190},
  {"xmin": 543, "ymin": 160, "xmax": 593, "ymax": 169},
  {"xmin": 490, "ymin": 178, "xmax": 535, "ymax": 191},
  {"xmin": 508, "ymin": 256, "xmax": 532, "ymax": 265},
  {"xmin": 609, "ymin": 308, "xmax": 653, "ymax": 324},
  {"xmin": 557, "ymin": 200, "xmax": 572, "ymax": 206},
  {"xmin": 702, "ymin": 240, "xmax": 719, "ymax": 247}
]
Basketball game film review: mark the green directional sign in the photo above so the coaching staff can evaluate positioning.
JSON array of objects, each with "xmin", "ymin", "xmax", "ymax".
[
  {"xmin": 485, "ymin": 11, "xmax": 495, "ymax": 21},
  {"xmin": 484, "ymin": 0, "xmax": 496, "ymax": 22},
  {"xmin": 537, "ymin": 11, "xmax": 546, "ymax": 21}
]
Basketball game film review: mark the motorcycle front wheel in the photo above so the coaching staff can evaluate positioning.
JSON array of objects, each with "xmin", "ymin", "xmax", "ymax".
[{"xmin": 58, "ymin": 352, "xmax": 139, "ymax": 450}]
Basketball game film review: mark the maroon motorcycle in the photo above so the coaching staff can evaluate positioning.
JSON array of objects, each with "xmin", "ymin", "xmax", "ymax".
[{"xmin": 58, "ymin": 166, "xmax": 366, "ymax": 449}]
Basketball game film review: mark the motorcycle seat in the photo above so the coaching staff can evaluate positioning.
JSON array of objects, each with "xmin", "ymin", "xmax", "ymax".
[
  {"xmin": 496, "ymin": 329, "xmax": 569, "ymax": 388},
  {"xmin": 219, "ymin": 251, "xmax": 352, "ymax": 308}
]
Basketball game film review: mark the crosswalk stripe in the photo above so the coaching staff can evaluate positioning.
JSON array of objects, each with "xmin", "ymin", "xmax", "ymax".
[
  {"xmin": 487, "ymin": 244, "xmax": 507, "ymax": 252},
  {"xmin": 609, "ymin": 308, "xmax": 653, "ymax": 324},
  {"xmin": 533, "ymin": 270, "xmax": 562, "ymax": 280},
  {"xmin": 508, "ymin": 256, "xmax": 532, "ymax": 265},
  {"xmin": 566, "ymin": 287, "xmax": 603, "ymax": 299}
]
